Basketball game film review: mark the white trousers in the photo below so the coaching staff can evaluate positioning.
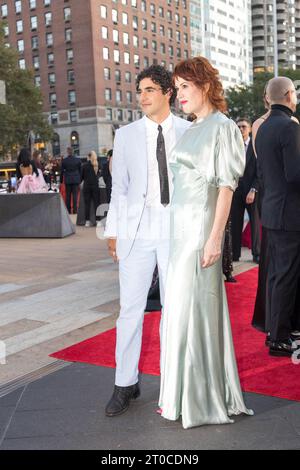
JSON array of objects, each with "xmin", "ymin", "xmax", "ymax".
[{"xmin": 115, "ymin": 207, "xmax": 170, "ymax": 387}]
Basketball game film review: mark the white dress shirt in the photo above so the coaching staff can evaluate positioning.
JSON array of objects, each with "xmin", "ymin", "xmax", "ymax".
[{"xmin": 145, "ymin": 113, "xmax": 176, "ymax": 208}]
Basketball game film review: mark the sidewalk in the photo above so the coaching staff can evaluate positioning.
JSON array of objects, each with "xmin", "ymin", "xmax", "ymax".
[{"xmin": 1, "ymin": 227, "xmax": 299, "ymax": 449}]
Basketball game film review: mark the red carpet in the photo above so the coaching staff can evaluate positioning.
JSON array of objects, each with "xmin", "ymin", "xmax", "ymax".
[{"xmin": 50, "ymin": 268, "xmax": 300, "ymax": 402}]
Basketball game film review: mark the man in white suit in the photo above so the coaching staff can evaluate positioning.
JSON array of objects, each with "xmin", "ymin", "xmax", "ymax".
[{"xmin": 104, "ymin": 65, "xmax": 190, "ymax": 417}]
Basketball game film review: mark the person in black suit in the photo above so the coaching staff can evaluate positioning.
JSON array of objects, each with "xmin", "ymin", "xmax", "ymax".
[
  {"xmin": 256, "ymin": 76, "xmax": 300, "ymax": 357},
  {"xmin": 81, "ymin": 151, "xmax": 100, "ymax": 227},
  {"xmin": 102, "ymin": 149, "xmax": 113, "ymax": 204},
  {"xmin": 60, "ymin": 147, "xmax": 81, "ymax": 214},
  {"xmin": 231, "ymin": 118, "xmax": 261, "ymax": 263}
]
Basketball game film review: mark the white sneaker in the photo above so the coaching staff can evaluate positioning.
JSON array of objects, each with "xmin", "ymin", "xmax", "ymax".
[{"xmin": 85, "ymin": 220, "xmax": 91, "ymax": 227}]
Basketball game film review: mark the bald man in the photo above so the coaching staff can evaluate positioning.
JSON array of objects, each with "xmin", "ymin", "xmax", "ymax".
[{"xmin": 255, "ymin": 76, "xmax": 300, "ymax": 357}]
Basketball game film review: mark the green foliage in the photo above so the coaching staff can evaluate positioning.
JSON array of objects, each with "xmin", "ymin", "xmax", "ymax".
[
  {"xmin": 226, "ymin": 69, "xmax": 300, "ymax": 122},
  {"xmin": 0, "ymin": 21, "xmax": 53, "ymax": 159}
]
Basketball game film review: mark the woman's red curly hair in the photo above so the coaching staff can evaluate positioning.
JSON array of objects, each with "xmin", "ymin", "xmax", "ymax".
[{"xmin": 173, "ymin": 56, "xmax": 228, "ymax": 114}]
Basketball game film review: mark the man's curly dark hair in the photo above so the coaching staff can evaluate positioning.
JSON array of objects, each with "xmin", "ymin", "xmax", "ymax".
[{"xmin": 136, "ymin": 65, "xmax": 177, "ymax": 106}]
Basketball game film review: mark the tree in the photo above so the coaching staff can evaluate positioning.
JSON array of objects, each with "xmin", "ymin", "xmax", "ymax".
[
  {"xmin": 0, "ymin": 21, "xmax": 53, "ymax": 159},
  {"xmin": 226, "ymin": 70, "xmax": 300, "ymax": 122}
]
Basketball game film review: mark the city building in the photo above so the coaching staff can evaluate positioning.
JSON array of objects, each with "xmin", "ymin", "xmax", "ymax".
[
  {"xmin": 0, "ymin": 0, "xmax": 191, "ymax": 155},
  {"xmin": 190, "ymin": 0, "xmax": 253, "ymax": 88},
  {"xmin": 252, "ymin": 0, "xmax": 300, "ymax": 73}
]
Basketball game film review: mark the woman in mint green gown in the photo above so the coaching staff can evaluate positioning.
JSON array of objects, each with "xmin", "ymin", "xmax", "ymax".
[{"xmin": 158, "ymin": 57, "xmax": 254, "ymax": 429}]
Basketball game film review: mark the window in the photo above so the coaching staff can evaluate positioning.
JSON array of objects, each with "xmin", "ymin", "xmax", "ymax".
[
  {"xmin": 105, "ymin": 88, "xmax": 112, "ymax": 100},
  {"xmin": 116, "ymin": 90, "xmax": 122, "ymax": 102},
  {"xmin": 51, "ymin": 112, "xmax": 58, "ymax": 125},
  {"xmin": 45, "ymin": 12, "xmax": 52, "ymax": 26},
  {"xmin": 17, "ymin": 39, "xmax": 24, "ymax": 52},
  {"xmin": 183, "ymin": 16, "xmax": 187, "ymax": 26},
  {"xmin": 169, "ymin": 45, "xmax": 173, "ymax": 56},
  {"xmin": 103, "ymin": 47, "xmax": 109, "ymax": 60},
  {"xmin": 67, "ymin": 69, "xmax": 75, "ymax": 83},
  {"xmin": 30, "ymin": 0, "xmax": 36, "ymax": 8},
  {"xmin": 142, "ymin": 19, "xmax": 147, "ymax": 30},
  {"xmin": 126, "ymin": 91, "xmax": 132, "ymax": 103},
  {"xmin": 19, "ymin": 58, "xmax": 25, "ymax": 69},
  {"xmin": 184, "ymin": 33, "xmax": 188, "ymax": 43},
  {"xmin": 167, "ymin": 11, "xmax": 172, "ymax": 21},
  {"xmin": 113, "ymin": 29, "xmax": 119, "ymax": 43},
  {"xmin": 152, "ymin": 40, "xmax": 157, "ymax": 52},
  {"xmin": 150, "ymin": 4, "xmax": 155, "ymax": 15},
  {"xmin": 44, "ymin": 0, "xmax": 51, "ymax": 6},
  {"xmin": 125, "ymin": 71, "xmax": 131, "ymax": 83},
  {"xmin": 112, "ymin": 9, "xmax": 118, "ymax": 23},
  {"xmin": 102, "ymin": 26, "xmax": 108, "ymax": 39},
  {"xmin": 70, "ymin": 110, "xmax": 77, "ymax": 122},
  {"xmin": 66, "ymin": 49, "xmax": 73, "ymax": 62},
  {"xmin": 175, "ymin": 13, "xmax": 180, "ymax": 25},
  {"xmin": 117, "ymin": 109, "xmax": 123, "ymax": 121},
  {"xmin": 133, "ymin": 36, "xmax": 139, "ymax": 47},
  {"xmin": 64, "ymin": 7, "xmax": 71, "ymax": 21},
  {"xmin": 131, "ymin": 0, "xmax": 137, "ymax": 6},
  {"xmin": 160, "ymin": 43, "xmax": 165, "ymax": 54},
  {"xmin": 30, "ymin": 16, "xmax": 37, "ymax": 30},
  {"xmin": 34, "ymin": 75, "xmax": 41, "ymax": 87},
  {"xmin": 48, "ymin": 73, "xmax": 56, "ymax": 85},
  {"xmin": 49, "ymin": 93, "xmax": 56, "ymax": 105},
  {"xmin": 132, "ymin": 16, "xmax": 138, "ymax": 29},
  {"xmin": 176, "ymin": 31, "xmax": 180, "ymax": 42},
  {"xmin": 134, "ymin": 54, "xmax": 139, "ymax": 66},
  {"xmin": 100, "ymin": 5, "xmax": 107, "ymax": 18},
  {"xmin": 168, "ymin": 28, "xmax": 173, "ymax": 39},
  {"xmin": 159, "ymin": 7, "xmax": 164, "ymax": 17},
  {"xmin": 31, "ymin": 36, "xmax": 38, "ymax": 49},
  {"xmin": 177, "ymin": 48, "xmax": 181, "ymax": 58},
  {"xmin": 151, "ymin": 22, "xmax": 156, "ymax": 33},
  {"xmin": 47, "ymin": 52, "xmax": 54, "ymax": 65},
  {"xmin": 123, "ymin": 32, "xmax": 129, "ymax": 45},
  {"xmin": 127, "ymin": 110, "xmax": 133, "ymax": 122},
  {"xmin": 70, "ymin": 131, "xmax": 79, "ymax": 156},
  {"xmin": 46, "ymin": 33, "xmax": 53, "ymax": 46},
  {"xmin": 160, "ymin": 25, "xmax": 165, "ymax": 36},
  {"xmin": 33, "ymin": 56, "xmax": 40, "ymax": 70},
  {"xmin": 124, "ymin": 52, "xmax": 130, "ymax": 64},
  {"xmin": 141, "ymin": 1, "xmax": 146, "ymax": 12},
  {"xmin": 1, "ymin": 4, "xmax": 8, "ymax": 17},
  {"xmin": 16, "ymin": 20, "xmax": 23, "ymax": 33},
  {"xmin": 104, "ymin": 67, "xmax": 110, "ymax": 80},
  {"xmin": 144, "ymin": 57, "xmax": 149, "ymax": 68},
  {"xmin": 15, "ymin": 1, "xmax": 22, "ymax": 14},
  {"xmin": 106, "ymin": 108, "xmax": 113, "ymax": 121},
  {"xmin": 65, "ymin": 28, "xmax": 72, "ymax": 42},
  {"xmin": 114, "ymin": 49, "xmax": 120, "ymax": 63},
  {"xmin": 143, "ymin": 38, "xmax": 148, "ymax": 48},
  {"xmin": 115, "ymin": 70, "xmax": 121, "ymax": 82},
  {"xmin": 4, "ymin": 25, "xmax": 9, "ymax": 36},
  {"xmin": 122, "ymin": 12, "xmax": 128, "ymax": 25},
  {"xmin": 68, "ymin": 90, "xmax": 76, "ymax": 105}
]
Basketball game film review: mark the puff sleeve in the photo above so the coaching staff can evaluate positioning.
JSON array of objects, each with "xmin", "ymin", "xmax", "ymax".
[{"xmin": 214, "ymin": 118, "xmax": 245, "ymax": 191}]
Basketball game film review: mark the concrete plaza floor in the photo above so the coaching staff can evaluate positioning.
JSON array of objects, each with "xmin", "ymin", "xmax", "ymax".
[{"xmin": 0, "ymin": 221, "xmax": 299, "ymax": 450}]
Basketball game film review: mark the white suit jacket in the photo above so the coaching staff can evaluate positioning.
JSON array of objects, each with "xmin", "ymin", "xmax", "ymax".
[{"xmin": 104, "ymin": 114, "xmax": 191, "ymax": 260}]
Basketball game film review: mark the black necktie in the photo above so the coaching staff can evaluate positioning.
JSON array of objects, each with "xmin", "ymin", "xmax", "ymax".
[{"xmin": 156, "ymin": 125, "xmax": 170, "ymax": 206}]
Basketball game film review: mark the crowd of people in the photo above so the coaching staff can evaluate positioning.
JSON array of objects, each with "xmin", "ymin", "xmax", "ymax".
[
  {"xmin": 13, "ymin": 146, "xmax": 113, "ymax": 226},
  {"xmin": 102, "ymin": 59, "xmax": 300, "ymax": 430}
]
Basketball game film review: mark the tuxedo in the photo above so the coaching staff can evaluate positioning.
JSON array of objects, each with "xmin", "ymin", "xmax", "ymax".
[
  {"xmin": 60, "ymin": 155, "xmax": 81, "ymax": 214},
  {"xmin": 256, "ymin": 104, "xmax": 300, "ymax": 341},
  {"xmin": 105, "ymin": 114, "xmax": 191, "ymax": 386},
  {"xmin": 231, "ymin": 137, "xmax": 260, "ymax": 260}
]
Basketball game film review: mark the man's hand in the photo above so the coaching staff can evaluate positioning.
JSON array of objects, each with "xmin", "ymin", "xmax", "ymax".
[
  {"xmin": 201, "ymin": 236, "xmax": 222, "ymax": 269},
  {"xmin": 107, "ymin": 238, "xmax": 118, "ymax": 263},
  {"xmin": 246, "ymin": 190, "xmax": 255, "ymax": 205}
]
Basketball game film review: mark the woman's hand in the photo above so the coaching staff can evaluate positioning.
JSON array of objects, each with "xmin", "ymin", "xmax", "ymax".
[{"xmin": 201, "ymin": 236, "xmax": 222, "ymax": 268}]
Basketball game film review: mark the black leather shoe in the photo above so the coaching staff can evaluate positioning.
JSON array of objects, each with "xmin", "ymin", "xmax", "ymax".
[
  {"xmin": 105, "ymin": 383, "xmax": 140, "ymax": 417},
  {"xmin": 265, "ymin": 333, "xmax": 271, "ymax": 347},
  {"xmin": 225, "ymin": 275, "xmax": 237, "ymax": 283},
  {"xmin": 269, "ymin": 338, "xmax": 299, "ymax": 357}
]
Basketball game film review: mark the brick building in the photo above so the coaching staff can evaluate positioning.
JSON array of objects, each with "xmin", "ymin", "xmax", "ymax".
[{"xmin": 1, "ymin": 0, "xmax": 191, "ymax": 156}]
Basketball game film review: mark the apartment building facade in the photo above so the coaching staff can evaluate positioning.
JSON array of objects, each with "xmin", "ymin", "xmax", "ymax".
[
  {"xmin": 1, "ymin": 0, "xmax": 191, "ymax": 155},
  {"xmin": 190, "ymin": 0, "xmax": 253, "ymax": 89},
  {"xmin": 252, "ymin": 0, "xmax": 300, "ymax": 73}
]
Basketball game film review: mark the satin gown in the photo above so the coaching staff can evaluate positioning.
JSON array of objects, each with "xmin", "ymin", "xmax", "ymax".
[{"xmin": 159, "ymin": 111, "xmax": 254, "ymax": 429}]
